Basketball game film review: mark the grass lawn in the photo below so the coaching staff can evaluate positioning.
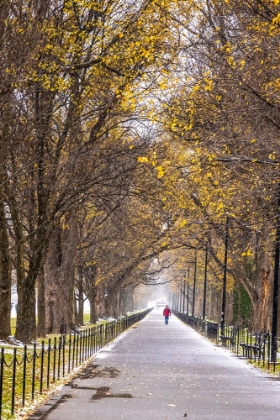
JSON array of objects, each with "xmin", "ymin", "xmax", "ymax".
[
  {"xmin": 10, "ymin": 312, "xmax": 92, "ymax": 338},
  {"xmin": 3, "ymin": 309, "xmax": 146, "ymax": 419},
  {"xmin": 4, "ymin": 312, "xmax": 105, "ymax": 419}
]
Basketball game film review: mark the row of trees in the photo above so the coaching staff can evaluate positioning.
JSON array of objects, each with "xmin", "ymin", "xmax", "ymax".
[
  {"xmin": 156, "ymin": 0, "xmax": 280, "ymax": 331},
  {"xmin": 0, "ymin": 0, "xmax": 280, "ymax": 343},
  {"xmin": 0, "ymin": 0, "xmax": 175, "ymax": 341}
]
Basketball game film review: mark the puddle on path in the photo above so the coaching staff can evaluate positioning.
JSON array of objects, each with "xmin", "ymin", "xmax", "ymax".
[
  {"xmin": 91, "ymin": 386, "xmax": 134, "ymax": 401},
  {"xmin": 74, "ymin": 364, "xmax": 121, "ymax": 380}
]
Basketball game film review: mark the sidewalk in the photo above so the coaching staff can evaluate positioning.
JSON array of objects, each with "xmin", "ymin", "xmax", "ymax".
[{"xmin": 28, "ymin": 309, "xmax": 279, "ymax": 420}]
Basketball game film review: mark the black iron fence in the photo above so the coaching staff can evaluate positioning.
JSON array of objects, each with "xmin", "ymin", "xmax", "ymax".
[
  {"xmin": 174, "ymin": 310, "xmax": 279, "ymax": 372},
  {"xmin": 0, "ymin": 309, "xmax": 152, "ymax": 419}
]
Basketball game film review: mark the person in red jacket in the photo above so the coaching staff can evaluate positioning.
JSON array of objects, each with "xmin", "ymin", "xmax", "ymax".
[{"xmin": 163, "ymin": 305, "xmax": 171, "ymax": 324}]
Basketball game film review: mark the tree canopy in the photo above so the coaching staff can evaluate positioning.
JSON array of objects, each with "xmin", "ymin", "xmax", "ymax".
[{"xmin": 0, "ymin": 0, "xmax": 280, "ymax": 341}]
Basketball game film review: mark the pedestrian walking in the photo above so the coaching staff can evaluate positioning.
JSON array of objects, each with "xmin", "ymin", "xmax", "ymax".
[{"xmin": 163, "ymin": 305, "xmax": 171, "ymax": 324}]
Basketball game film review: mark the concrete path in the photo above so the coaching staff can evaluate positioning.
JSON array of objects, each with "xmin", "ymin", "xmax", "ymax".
[{"xmin": 29, "ymin": 309, "xmax": 280, "ymax": 420}]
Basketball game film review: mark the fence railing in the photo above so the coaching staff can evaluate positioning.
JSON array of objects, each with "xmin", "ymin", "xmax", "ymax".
[
  {"xmin": 0, "ymin": 309, "xmax": 152, "ymax": 419},
  {"xmin": 174, "ymin": 310, "xmax": 279, "ymax": 372}
]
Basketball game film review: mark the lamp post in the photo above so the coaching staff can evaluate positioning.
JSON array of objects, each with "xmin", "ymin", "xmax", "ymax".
[
  {"xmin": 183, "ymin": 276, "xmax": 186, "ymax": 313},
  {"xmin": 177, "ymin": 284, "xmax": 180, "ymax": 311},
  {"xmin": 186, "ymin": 271, "xmax": 190, "ymax": 316},
  {"xmin": 180, "ymin": 278, "xmax": 183, "ymax": 312},
  {"xmin": 271, "ymin": 191, "xmax": 280, "ymax": 362},
  {"xmin": 192, "ymin": 255, "xmax": 197, "ymax": 317},
  {"xmin": 202, "ymin": 243, "xmax": 208, "ymax": 321},
  {"xmin": 185, "ymin": 265, "xmax": 194, "ymax": 317},
  {"xmin": 221, "ymin": 216, "xmax": 229, "ymax": 336}
]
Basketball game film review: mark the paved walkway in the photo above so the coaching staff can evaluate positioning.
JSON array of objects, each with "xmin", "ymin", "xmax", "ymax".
[{"xmin": 29, "ymin": 309, "xmax": 279, "ymax": 420}]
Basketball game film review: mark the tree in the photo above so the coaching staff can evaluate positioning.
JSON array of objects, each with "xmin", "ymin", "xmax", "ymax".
[
  {"xmin": 156, "ymin": 0, "xmax": 280, "ymax": 330},
  {"xmin": 0, "ymin": 0, "xmax": 175, "ymax": 341}
]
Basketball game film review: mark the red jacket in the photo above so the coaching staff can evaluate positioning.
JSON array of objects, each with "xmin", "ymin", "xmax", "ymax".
[{"xmin": 163, "ymin": 307, "xmax": 171, "ymax": 316}]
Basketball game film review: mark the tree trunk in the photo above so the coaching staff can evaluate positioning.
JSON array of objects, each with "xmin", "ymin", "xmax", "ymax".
[
  {"xmin": 88, "ymin": 288, "xmax": 98, "ymax": 324},
  {"xmin": 0, "ymin": 115, "xmax": 11, "ymax": 338},
  {"xmin": 16, "ymin": 218, "xmax": 49, "ymax": 342},
  {"xmin": 250, "ymin": 262, "xmax": 272, "ymax": 332},
  {"xmin": 95, "ymin": 282, "xmax": 107, "ymax": 318},
  {"xmin": 16, "ymin": 279, "xmax": 37, "ymax": 342},
  {"xmin": 248, "ymin": 228, "xmax": 273, "ymax": 332},
  {"xmin": 111, "ymin": 290, "xmax": 120, "ymax": 319},
  {"xmin": 0, "ymin": 198, "xmax": 11, "ymax": 338},
  {"xmin": 44, "ymin": 226, "xmax": 60, "ymax": 333},
  {"xmin": 8, "ymin": 194, "xmax": 28, "ymax": 341},
  {"xmin": 76, "ymin": 265, "xmax": 84, "ymax": 326},
  {"xmin": 83, "ymin": 265, "xmax": 98, "ymax": 324},
  {"xmin": 37, "ymin": 266, "xmax": 45, "ymax": 337},
  {"xmin": 45, "ymin": 213, "xmax": 77, "ymax": 334},
  {"xmin": 126, "ymin": 285, "xmax": 135, "ymax": 312}
]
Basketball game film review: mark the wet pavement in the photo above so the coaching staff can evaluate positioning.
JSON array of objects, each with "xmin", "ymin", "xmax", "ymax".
[{"xmin": 28, "ymin": 309, "xmax": 280, "ymax": 420}]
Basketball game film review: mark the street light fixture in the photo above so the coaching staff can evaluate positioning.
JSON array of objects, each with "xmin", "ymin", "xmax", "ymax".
[
  {"xmin": 184, "ymin": 263, "xmax": 195, "ymax": 316},
  {"xmin": 221, "ymin": 216, "xmax": 229, "ymax": 336},
  {"xmin": 192, "ymin": 255, "xmax": 197, "ymax": 317},
  {"xmin": 180, "ymin": 278, "xmax": 184, "ymax": 312},
  {"xmin": 186, "ymin": 269, "xmax": 190, "ymax": 316},
  {"xmin": 271, "ymin": 192, "xmax": 280, "ymax": 362},
  {"xmin": 202, "ymin": 243, "xmax": 208, "ymax": 321},
  {"xmin": 182, "ymin": 277, "xmax": 186, "ymax": 313}
]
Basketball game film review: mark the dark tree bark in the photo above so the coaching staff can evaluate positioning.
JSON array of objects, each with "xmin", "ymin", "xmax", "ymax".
[
  {"xmin": 88, "ymin": 288, "xmax": 98, "ymax": 324},
  {"xmin": 0, "ymin": 198, "xmax": 11, "ymax": 338},
  {"xmin": 76, "ymin": 265, "xmax": 84, "ymax": 326},
  {"xmin": 83, "ymin": 264, "xmax": 98, "ymax": 323},
  {"xmin": 0, "ymin": 117, "xmax": 11, "ymax": 338},
  {"xmin": 37, "ymin": 266, "xmax": 46, "ymax": 337},
  {"xmin": 45, "ymin": 212, "xmax": 77, "ymax": 334}
]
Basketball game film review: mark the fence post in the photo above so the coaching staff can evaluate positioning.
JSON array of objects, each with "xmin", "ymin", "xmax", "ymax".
[
  {"xmin": 47, "ymin": 339, "xmax": 51, "ymax": 388},
  {"xmin": 58, "ymin": 336, "xmax": 62, "ymax": 380},
  {"xmin": 0, "ymin": 308, "xmax": 154, "ymax": 418},
  {"xmin": 40, "ymin": 341, "xmax": 45, "ymax": 394},
  {"xmin": 53, "ymin": 338, "xmax": 57, "ymax": 382},
  {"xmin": 100, "ymin": 325, "xmax": 103, "ymax": 349},
  {"xmin": 32, "ymin": 343, "xmax": 36, "ymax": 400},
  {"xmin": 62, "ymin": 335, "xmax": 66, "ymax": 377},
  {"xmin": 68, "ymin": 334, "xmax": 72, "ymax": 374},
  {"xmin": 22, "ymin": 345, "xmax": 27, "ymax": 407},
  {"xmin": 11, "ymin": 348, "xmax": 17, "ymax": 415},
  {"xmin": 79, "ymin": 332, "xmax": 82, "ymax": 365}
]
